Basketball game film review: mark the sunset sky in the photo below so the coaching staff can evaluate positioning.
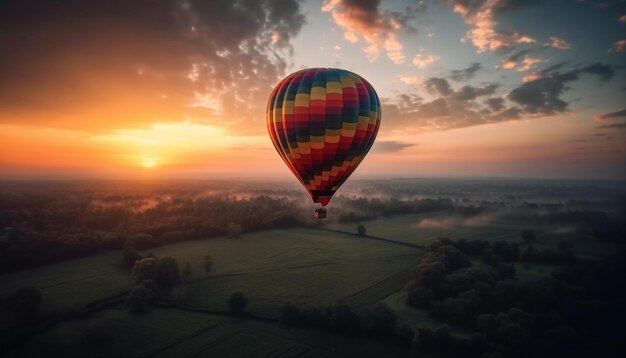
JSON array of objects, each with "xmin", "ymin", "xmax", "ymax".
[{"xmin": 1, "ymin": 0, "xmax": 625, "ymax": 180}]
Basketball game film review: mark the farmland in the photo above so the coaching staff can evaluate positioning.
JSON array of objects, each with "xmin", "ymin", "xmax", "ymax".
[
  {"xmin": 147, "ymin": 227, "xmax": 423, "ymax": 316},
  {"xmin": 1, "ymin": 178, "xmax": 624, "ymax": 357},
  {"xmin": 4, "ymin": 307, "xmax": 409, "ymax": 358}
]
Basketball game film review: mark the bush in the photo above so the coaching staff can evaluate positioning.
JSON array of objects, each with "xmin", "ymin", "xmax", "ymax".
[
  {"xmin": 183, "ymin": 262, "xmax": 192, "ymax": 281},
  {"xmin": 132, "ymin": 257, "xmax": 157, "ymax": 283},
  {"xmin": 328, "ymin": 303, "xmax": 361, "ymax": 332},
  {"xmin": 227, "ymin": 223, "xmax": 242, "ymax": 238},
  {"xmin": 407, "ymin": 284, "xmax": 433, "ymax": 308},
  {"xmin": 363, "ymin": 302, "xmax": 397, "ymax": 336},
  {"xmin": 228, "ymin": 291, "xmax": 248, "ymax": 313},
  {"xmin": 521, "ymin": 230, "xmax": 535, "ymax": 244},
  {"xmin": 5, "ymin": 287, "xmax": 42, "ymax": 321},
  {"xmin": 202, "ymin": 255, "xmax": 213, "ymax": 274},
  {"xmin": 281, "ymin": 301, "xmax": 302, "ymax": 324},
  {"xmin": 122, "ymin": 247, "xmax": 143, "ymax": 269},
  {"xmin": 126, "ymin": 285, "xmax": 153, "ymax": 313},
  {"xmin": 154, "ymin": 257, "xmax": 180, "ymax": 288},
  {"xmin": 357, "ymin": 224, "xmax": 366, "ymax": 236}
]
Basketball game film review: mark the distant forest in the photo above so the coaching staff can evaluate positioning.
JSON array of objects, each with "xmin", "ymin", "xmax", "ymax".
[{"xmin": 0, "ymin": 179, "xmax": 624, "ymax": 273}]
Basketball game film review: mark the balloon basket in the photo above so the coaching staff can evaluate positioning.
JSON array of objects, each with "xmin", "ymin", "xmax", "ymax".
[{"xmin": 314, "ymin": 207, "xmax": 327, "ymax": 219}]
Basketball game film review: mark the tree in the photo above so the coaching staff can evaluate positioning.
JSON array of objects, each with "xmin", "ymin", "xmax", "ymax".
[
  {"xmin": 227, "ymin": 223, "xmax": 242, "ymax": 238},
  {"xmin": 228, "ymin": 291, "xmax": 249, "ymax": 313},
  {"xmin": 357, "ymin": 224, "xmax": 366, "ymax": 236},
  {"xmin": 183, "ymin": 262, "xmax": 192, "ymax": 281},
  {"xmin": 126, "ymin": 285, "xmax": 153, "ymax": 313},
  {"xmin": 521, "ymin": 230, "xmax": 535, "ymax": 245},
  {"xmin": 364, "ymin": 302, "xmax": 397, "ymax": 335},
  {"xmin": 132, "ymin": 257, "xmax": 157, "ymax": 283},
  {"xmin": 154, "ymin": 257, "xmax": 180, "ymax": 288},
  {"xmin": 122, "ymin": 246, "xmax": 143, "ymax": 269},
  {"xmin": 6, "ymin": 287, "xmax": 42, "ymax": 321},
  {"xmin": 202, "ymin": 255, "xmax": 213, "ymax": 274},
  {"xmin": 281, "ymin": 301, "xmax": 302, "ymax": 324}
]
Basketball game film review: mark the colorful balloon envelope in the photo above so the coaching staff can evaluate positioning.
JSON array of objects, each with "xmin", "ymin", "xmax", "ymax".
[{"xmin": 266, "ymin": 68, "xmax": 381, "ymax": 215}]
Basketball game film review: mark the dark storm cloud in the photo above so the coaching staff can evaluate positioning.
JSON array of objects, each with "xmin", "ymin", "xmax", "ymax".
[
  {"xmin": 0, "ymin": 0, "xmax": 305, "ymax": 133},
  {"xmin": 372, "ymin": 140, "xmax": 417, "ymax": 153},
  {"xmin": 449, "ymin": 63, "xmax": 482, "ymax": 82},
  {"xmin": 508, "ymin": 63, "xmax": 616, "ymax": 115}
]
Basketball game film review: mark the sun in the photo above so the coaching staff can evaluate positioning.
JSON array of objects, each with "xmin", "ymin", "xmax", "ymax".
[{"xmin": 140, "ymin": 157, "xmax": 159, "ymax": 168}]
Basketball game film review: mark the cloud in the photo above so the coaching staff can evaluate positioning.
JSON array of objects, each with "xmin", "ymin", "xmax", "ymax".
[
  {"xmin": 501, "ymin": 49, "xmax": 531, "ymax": 69},
  {"xmin": 446, "ymin": 0, "xmax": 539, "ymax": 53},
  {"xmin": 451, "ymin": 84, "xmax": 499, "ymax": 100},
  {"xmin": 501, "ymin": 49, "xmax": 546, "ymax": 72},
  {"xmin": 596, "ymin": 123, "xmax": 626, "ymax": 129},
  {"xmin": 594, "ymin": 108, "xmax": 626, "ymax": 120},
  {"xmin": 609, "ymin": 39, "xmax": 626, "ymax": 52},
  {"xmin": 381, "ymin": 61, "xmax": 616, "ymax": 133},
  {"xmin": 450, "ymin": 63, "xmax": 482, "ymax": 81},
  {"xmin": 594, "ymin": 108, "xmax": 626, "ymax": 129},
  {"xmin": 486, "ymin": 97, "xmax": 505, "ymax": 111},
  {"xmin": 516, "ymin": 57, "xmax": 545, "ymax": 72},
  {"xmin": 398, "ymin": 75, "xmax": 424, "ymax": 85},
  {"xmin": 322, "ymin": 0, "xmax": 412, "ymax": 63},
  {"xmin": 372, "ymin": 140, "xmax": 417, "ymax": 153},
  {"xmin": 545, "ymin": 36, "xmax": 571, "ymax": 50},
  {"xmin": 0, "ymin": 0, "xmax": 305, "ymax": 135},
  {"xmin": 508, "ymin": 63, "xmax": 616, "ymax": 115},
  {"xmin": 424, "ymin": 78, "xmax": 453, "ymax": 96},
  {"xmin": 620, "ymin": 14, "xmax": 626, "ymax": 23},
  {"xmin": 412, "ymin": 53, "xmax": 440, "ymax": 68},
  {"xmin": 522, "ymin": 72, "xmax": 543, "ymax": 82},
  {"xmin": 381, "ymin": 77, "xmax": 518, "ymax": 132}
]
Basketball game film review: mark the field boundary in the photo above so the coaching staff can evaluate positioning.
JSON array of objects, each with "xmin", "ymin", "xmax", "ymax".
[{"xmin": 314, "ymin": 227, "xmax": 426, "ymax": 250}]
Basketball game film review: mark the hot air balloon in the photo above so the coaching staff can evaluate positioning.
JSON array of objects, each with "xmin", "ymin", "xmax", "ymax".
[{"xmin": 266, "ymin": 68, "xmax": 381, "ymax": 218}]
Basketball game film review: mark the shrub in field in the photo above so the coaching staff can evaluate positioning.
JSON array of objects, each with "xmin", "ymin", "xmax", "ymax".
[
  {"xmin": 154, "ymin": 257, "xmax": 180, "ymax": 288},
  {"xmin": 228, "ymin": 291, "xmax": 248, "ymax": 313},
  {"xmin": 5, "ymin": 287, "xmax": 42, "ymax": 321}
]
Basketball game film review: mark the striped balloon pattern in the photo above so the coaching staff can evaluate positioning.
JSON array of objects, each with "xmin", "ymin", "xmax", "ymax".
[{"xmin": 266, "ymin": 68, "xmax": 381, "ymax": 206}]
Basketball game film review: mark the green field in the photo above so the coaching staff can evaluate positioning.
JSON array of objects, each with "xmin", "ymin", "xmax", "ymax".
[
  {"xmin": 146, "ymin": 227, "xmax": 423, "ymax": 317},
  {"xmin": 0, "ymin": 252, "xmax": 134, "ymax": 312},
  {"xmin": 330, "ymin": 213, "xmax": 545, "ymax": 246},
  {"xmin": 3, "ymin": 213, "xmax": 614, "ymax": 357},
  {"xmin": 5, "ymin": 307, "xmax": 408, "ymax": 358}
]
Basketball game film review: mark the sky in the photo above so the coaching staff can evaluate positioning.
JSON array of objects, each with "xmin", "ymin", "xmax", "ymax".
[{"xmin": 0, "ymin": 0, "xmax": 625, "ymax": 180}]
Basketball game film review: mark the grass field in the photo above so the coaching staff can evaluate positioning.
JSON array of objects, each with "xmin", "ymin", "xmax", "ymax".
[
  {"xmin": 0, "ymin": 252, "xmax": 133, "ymax": 311},
  {"xmin": 147, "ymin": 228, "xmax": 423, "ymax": 317},
  {"xmin": 329, "ymin": 213, "xmax": 615, "ymax": 259},
  {"xmin": 5, "ymin": 307, "xmax": 409, "ymax": 358},
  {"xmin": 3, "ymin": 212, "xmax": 616, "ymax": 357},
  {"xmin": 330, "ymin": 214, "xmax": 545, "ymax": 246}
]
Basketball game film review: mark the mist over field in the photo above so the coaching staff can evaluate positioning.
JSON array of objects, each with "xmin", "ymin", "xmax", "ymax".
[{"xmin": 1, "ymin": 178, "xmax": 625, "ymax": 358}]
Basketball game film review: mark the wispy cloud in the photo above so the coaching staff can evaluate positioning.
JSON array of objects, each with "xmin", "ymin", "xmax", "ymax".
[
  {"xmin": 412, "ymin": 53, "xmax": 440, "ymax": 68},
  {"xmin": 322, "ymin": 0, "xmax": 411, "ymax": 63},
  {"xmin": 545, "ymin": 36, "xmax": 571, "ymax": 50},
  {"xmin": 448, "ymin": 0, "xmax": 538, "ymax": 53},
  {"xmin": 609, "ymin": 39, "xmax": 626, "ymax": 52}
]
